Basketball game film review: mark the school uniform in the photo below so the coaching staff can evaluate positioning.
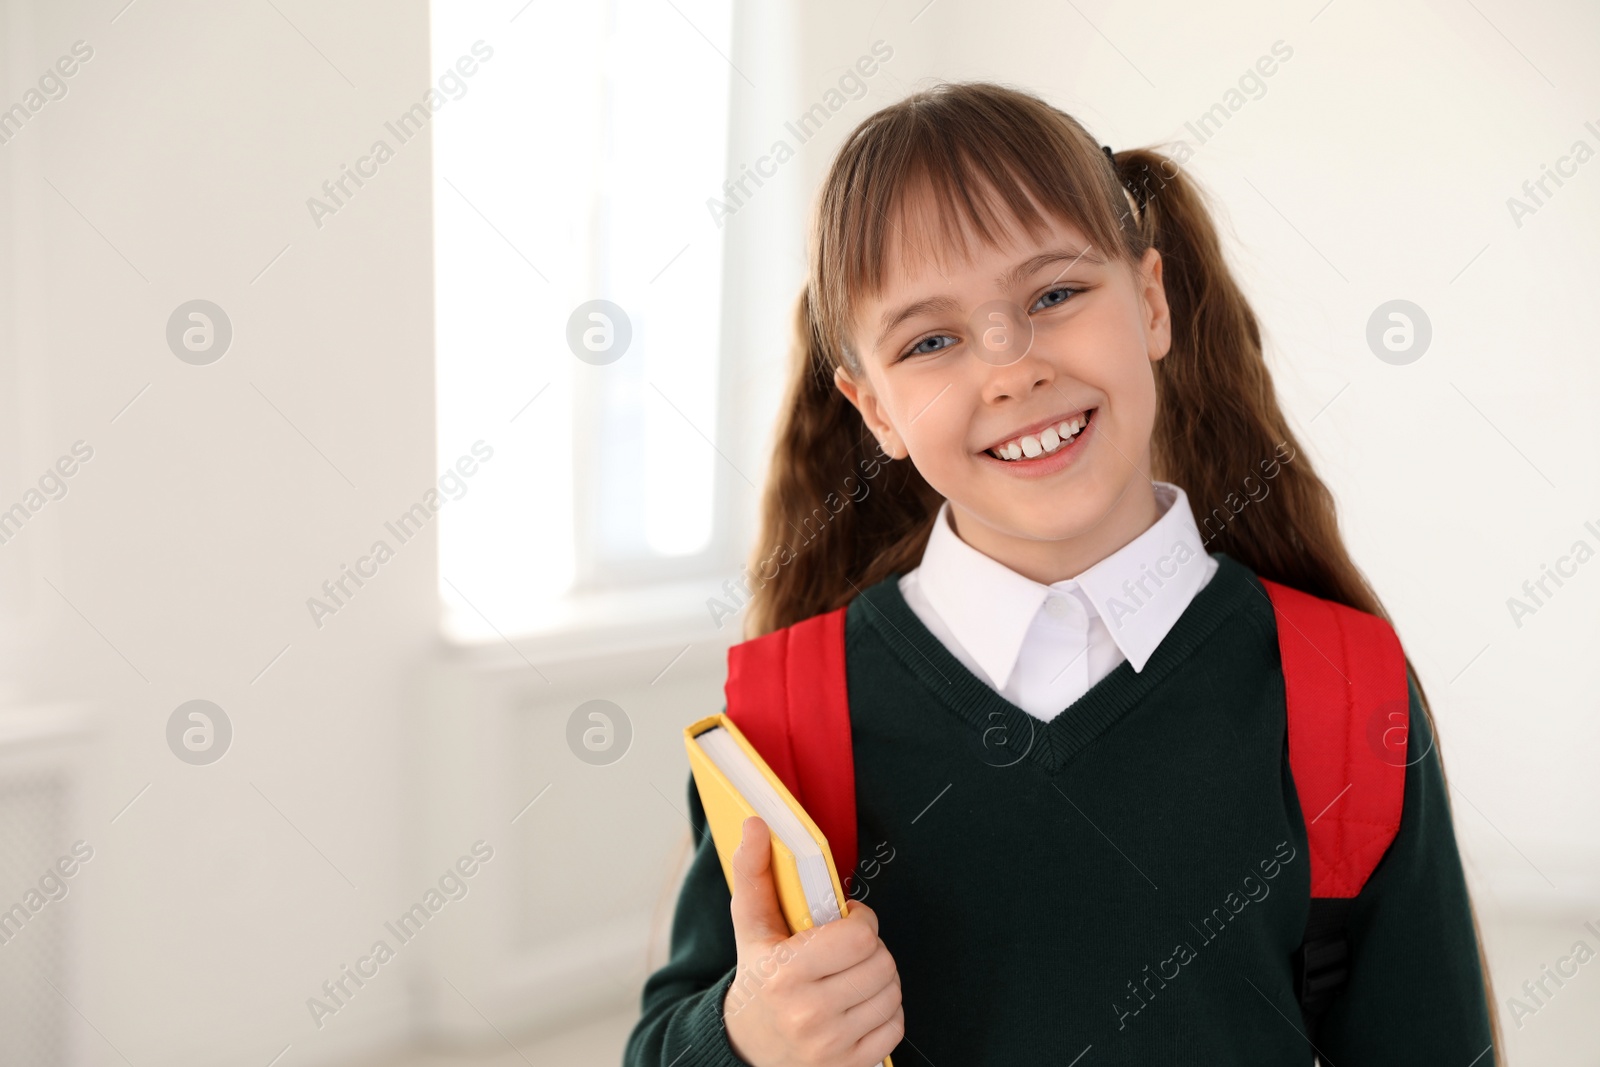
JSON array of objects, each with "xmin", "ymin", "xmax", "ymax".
[{"xmin": 624, "ymin": 482, "xmax": 1494, "ymax": 1066}]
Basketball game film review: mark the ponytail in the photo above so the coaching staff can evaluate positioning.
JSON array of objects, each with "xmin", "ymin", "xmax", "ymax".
[
  {"xmin": 1117, "ymin": 146, "xmax": 1376, "ymax": 610},
  {"xmin": 742, "ymin": 288, "xmax": 941, "ymax": 638}
]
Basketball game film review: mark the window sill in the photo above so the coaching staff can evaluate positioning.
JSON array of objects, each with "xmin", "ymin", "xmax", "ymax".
[{"xmin": 437, "ymin": 575, "xmax": 749, "ymax": 671}]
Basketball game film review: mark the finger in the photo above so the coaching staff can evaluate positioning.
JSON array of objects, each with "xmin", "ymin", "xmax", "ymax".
[
  {"xmin": 816, "ymin": 941, "xmax": 898, "ymax": 1011},
  {"xmin": 841, "ymin": 898, "xmax": 879, "ymax": 937},
  {"xmin": 841, "ymin": 967, "xmax": 901, "ymax": 1033},
  {"xmin": 849, "ymin": 1004, "xmax": 906, "ymax": 1067},
  {"xmin": 781, "ymin": 910, "xmax": 881, "ymax": 983},
  {"xmin": 729, "ymin": 817, "xmax": 790, "ymax": 947}
]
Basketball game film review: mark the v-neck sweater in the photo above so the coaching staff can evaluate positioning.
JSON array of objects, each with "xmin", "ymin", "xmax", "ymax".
[
  {"xmin": 623, "ymin": 552, "xmax": 1495, "ymax": 1066},
  {"xmin": 899, "ymin": 480, "xmax": 1217, "ymax": 721}
]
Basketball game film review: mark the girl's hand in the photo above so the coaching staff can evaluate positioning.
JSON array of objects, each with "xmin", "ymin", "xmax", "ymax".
[{"xmin": 722, "ymin": 816, "xmax": 904, "ymax": 1067}]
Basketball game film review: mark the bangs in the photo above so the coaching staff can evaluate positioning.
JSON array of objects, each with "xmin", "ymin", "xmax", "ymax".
[{"xmin": 811, "ymin": 83, "xmax": 1134, "ymax": 367}]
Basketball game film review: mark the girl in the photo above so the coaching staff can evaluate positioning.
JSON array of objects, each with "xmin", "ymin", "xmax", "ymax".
[{"xmin": 624, "ymin": 82, "xmax": 1499, "ymax": 1066}]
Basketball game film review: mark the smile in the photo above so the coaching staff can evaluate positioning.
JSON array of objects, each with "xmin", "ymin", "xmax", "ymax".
[{"xmin": 984, "ymin": 409, "xmax": 1095, "ymax": 461}]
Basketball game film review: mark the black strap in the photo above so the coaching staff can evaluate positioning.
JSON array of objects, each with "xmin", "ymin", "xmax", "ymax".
[
  {"xmin": 1100, "ymin": 144, "xmax": 1147, "ymax": 214},
  {"xmin": 1294, "ymin": 897, "xmax": 1354, "ymax": 1044}
]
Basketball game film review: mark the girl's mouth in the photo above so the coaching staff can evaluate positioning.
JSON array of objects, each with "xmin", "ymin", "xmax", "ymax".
[{"xmin": 982, "ymin": 408, "xmax": 1096, "ymax": 468}]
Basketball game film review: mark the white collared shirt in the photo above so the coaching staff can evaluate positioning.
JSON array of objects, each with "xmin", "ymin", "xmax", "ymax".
[{"xmin": 898, "ymin": 481, "xmax": 1218, "ymax": 722}]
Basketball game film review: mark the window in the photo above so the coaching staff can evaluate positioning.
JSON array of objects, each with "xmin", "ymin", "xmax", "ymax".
[{"xmin": 431, "ymin": 0, "xmax": 737, "ymax": 641}]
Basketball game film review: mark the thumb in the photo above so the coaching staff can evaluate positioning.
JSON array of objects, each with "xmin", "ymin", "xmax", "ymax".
[{"xmin": 729, "ymin": 816, "xmax": 790, "ymax": 947}]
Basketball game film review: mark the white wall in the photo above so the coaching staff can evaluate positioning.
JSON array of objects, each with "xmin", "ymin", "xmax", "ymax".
[
  {"xmin": 2, "ymin": 0, "xmax": 1596, "ymax": 1064},
  {"xmin": 3, "ymin": 0, "xmax": 444, "ymax": 1062}
]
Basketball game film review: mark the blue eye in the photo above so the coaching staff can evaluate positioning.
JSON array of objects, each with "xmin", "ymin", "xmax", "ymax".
[
  {"xmin": 1032, "ymin": 286, "xmax": 1081, "ymax": 311},
  {"xmin": 900, "ymin": 334, "xmax": 956, "ymax": 361}
]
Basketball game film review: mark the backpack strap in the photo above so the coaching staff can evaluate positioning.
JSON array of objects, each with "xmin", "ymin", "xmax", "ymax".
[
  {"xmin": 1259, "ymin": 578, "xmax": 1408, "ymax": 1036},
  {"xmin": 723, "ymin": 606, "xmax": 859, "ymax": 891}
]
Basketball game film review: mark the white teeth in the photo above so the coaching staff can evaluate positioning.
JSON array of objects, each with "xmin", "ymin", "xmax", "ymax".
[{"xmin": 988, "ymin": 411, "xmax": 1092, "ymax": 461}]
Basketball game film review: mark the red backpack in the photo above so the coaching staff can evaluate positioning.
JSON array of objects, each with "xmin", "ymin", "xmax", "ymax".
[{"xmin": 723, "ymin": 577, "xmax": 1408, "ymax": 1033}]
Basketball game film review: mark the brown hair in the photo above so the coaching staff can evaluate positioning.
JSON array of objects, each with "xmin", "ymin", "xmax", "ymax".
[{"xmin": 743, "ymin": 80, "xmax": 1500, "ymax": 1051}]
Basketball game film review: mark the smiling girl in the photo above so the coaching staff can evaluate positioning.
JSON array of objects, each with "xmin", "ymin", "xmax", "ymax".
[{"xmin": 625, "ymin": 82, "xmax": 1499, "ymax": 1066}]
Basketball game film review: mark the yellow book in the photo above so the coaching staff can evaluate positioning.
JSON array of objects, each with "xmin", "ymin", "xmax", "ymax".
[{"xmin": 684, "ymin": 713, "xmax": 894, "ymax": 1067}]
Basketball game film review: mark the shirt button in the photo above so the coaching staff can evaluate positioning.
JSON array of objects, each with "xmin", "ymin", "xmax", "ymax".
[{"xmin": 1043, "ymin": 596, "xmax": 1069, "ymax": 619}]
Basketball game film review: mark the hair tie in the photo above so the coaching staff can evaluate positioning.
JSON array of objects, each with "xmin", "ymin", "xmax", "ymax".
[{"xmin": 1101, "ymin": 143, "xmax": 1145, "ymax": 225}]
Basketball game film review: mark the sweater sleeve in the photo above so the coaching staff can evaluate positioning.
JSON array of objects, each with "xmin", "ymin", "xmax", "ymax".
[
  {"xmin": 622, "ymin": 769, "xmax": 752, "ymax": 1067},
  {"xmin": 1315, "ymin": 671, "xmax": 1498, "ymax": 1064}
]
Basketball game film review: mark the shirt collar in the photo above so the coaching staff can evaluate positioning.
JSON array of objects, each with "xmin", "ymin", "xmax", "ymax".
[{"xmin": 913, "ymin": 481, "xmax": 1212, "ymax": 691}]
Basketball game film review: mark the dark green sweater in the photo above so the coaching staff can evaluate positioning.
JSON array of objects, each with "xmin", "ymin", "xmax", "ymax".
[{"xmin": 624, "ymin": 552, "xmax": 1495, "ymax": 1065}]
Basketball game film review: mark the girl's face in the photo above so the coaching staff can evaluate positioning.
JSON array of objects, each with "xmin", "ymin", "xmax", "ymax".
[{"xmin": 835, "ymin": 184, "xmax": 1173, "ymax": 580}]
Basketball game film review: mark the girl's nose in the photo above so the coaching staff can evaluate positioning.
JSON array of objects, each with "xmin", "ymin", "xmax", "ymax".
[
  {"xmin": 968, "ymin": 300, "xmax": 1034, "ymax": 368},
  {"xmin": 977, "ymin": 338, "xmax": 1055, "ymax": 402}
]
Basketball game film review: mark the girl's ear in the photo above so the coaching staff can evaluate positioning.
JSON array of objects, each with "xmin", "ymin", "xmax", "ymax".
[
  {"xmin": 834, "ymin": 366, "xmax": 906, "ymax": 460},
  {"xmin": 1137, "ymin": 247, "xmax": 1174, "ymax": 363}
]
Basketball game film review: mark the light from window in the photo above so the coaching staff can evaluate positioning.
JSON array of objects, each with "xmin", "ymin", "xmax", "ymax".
[{"xmin": 432, "ymin": 0, "xmax": 734, "ymax": 640}]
